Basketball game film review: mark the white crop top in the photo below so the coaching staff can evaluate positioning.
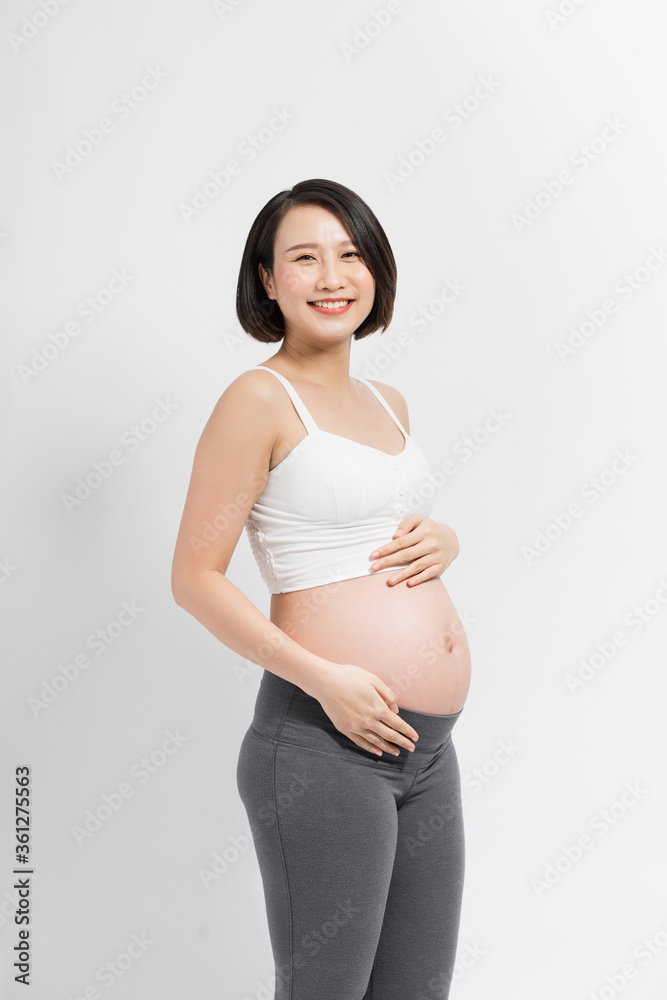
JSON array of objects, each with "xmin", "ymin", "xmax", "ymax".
[{"xmin": 244, "ymin": 365, "xmax": 435, "ymax": 594}]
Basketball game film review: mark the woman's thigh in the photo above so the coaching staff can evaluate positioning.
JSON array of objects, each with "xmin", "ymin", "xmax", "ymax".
[
  {"xmin": 236, "ymin": 725, "xmax": 404, "ymax": 999},
  {"xmin": 364, "ymin": 740, "xmax": 465, "ymax": 1000}
]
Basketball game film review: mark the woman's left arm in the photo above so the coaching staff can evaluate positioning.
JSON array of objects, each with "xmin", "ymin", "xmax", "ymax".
[{"xmin": 369, "ymin": 516, "xmax": 460, "ymax": 587}]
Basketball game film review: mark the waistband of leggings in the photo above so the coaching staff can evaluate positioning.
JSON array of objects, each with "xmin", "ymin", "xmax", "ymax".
[{"xmin": 251, "ymin": 669, "xmax": 463, "ymax": 759}]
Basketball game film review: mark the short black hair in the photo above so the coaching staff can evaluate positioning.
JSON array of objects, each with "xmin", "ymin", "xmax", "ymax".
[{"xmin": 235, "ymin": 178, "xmax": 397, "ymax": 343}]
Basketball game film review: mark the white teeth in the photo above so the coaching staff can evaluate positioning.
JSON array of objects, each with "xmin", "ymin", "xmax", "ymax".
[{"xmin": 311, "ymin": 300, "xmax": 351, "ymax": 309}]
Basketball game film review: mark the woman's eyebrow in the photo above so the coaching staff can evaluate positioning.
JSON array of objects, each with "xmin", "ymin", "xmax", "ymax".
[{"xmin": 283, "ymin": 239, "xmax": 356, "ymax": 253}]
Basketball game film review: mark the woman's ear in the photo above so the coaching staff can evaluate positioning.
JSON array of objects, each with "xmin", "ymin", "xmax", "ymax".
[{"xmin": 258, "ymin": 262, "xmax": 275, "ymax": 299}]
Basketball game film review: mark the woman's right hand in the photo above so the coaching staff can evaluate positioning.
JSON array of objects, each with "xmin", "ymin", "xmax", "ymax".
[{"xmin": 309, "ymin": 663, "xmax": 420, "ymax": 756}]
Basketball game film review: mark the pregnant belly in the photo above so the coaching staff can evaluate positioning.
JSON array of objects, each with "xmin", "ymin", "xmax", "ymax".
[{"xmin": 270, "ymin": 572, "xmax": 472, "ymax": 714}]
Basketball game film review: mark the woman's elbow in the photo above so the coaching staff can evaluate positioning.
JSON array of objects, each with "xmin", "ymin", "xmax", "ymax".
[
  {"xmin": 171, "ymin": 574, "xmax": 188, "ymax": 607},
  {"xmin": 171, "ymin": 564, "xmax": 226, "ymax": 607},
  {"xmin": 171, "ymin": 560, "xmax": 196, "ymax": 607}
]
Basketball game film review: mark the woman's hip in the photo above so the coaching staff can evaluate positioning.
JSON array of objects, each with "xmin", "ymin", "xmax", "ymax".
[{"xmin": 245, "ymin": 668, "xmax": 463, "ymax": 773}]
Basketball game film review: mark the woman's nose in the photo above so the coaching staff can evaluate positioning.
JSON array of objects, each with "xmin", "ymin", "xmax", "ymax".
[{"xmin": 317, "ymin": 257, "xmax": 345, "ymax": 289}]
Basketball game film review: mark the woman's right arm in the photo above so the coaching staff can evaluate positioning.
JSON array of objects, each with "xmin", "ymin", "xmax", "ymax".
[{"xmin": 170, "ymin": 371, "xmax": 334, "ymax": 698}]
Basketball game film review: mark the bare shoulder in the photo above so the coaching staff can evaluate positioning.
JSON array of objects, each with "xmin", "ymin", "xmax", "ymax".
[
  {"xmin": 364, "ymin": 378, "xmax": 410, "ymax": 433},
  {"xmin": 214, "ymin": 366, "xmax": 285, "ymax": 412},
  {"xmin": 202, "ymin": 367, "xmax": 286, "ymax": 435},
  {"xmin": 191, "ymin": 368, "xmax": 291, "ymax": 483}
]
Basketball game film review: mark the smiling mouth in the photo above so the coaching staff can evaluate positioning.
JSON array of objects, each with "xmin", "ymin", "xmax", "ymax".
[{"xmin": 308, "ymin": 299, "xmax": 354, "ymax": 311}]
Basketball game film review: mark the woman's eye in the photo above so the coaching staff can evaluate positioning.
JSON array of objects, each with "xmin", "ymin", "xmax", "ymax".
[{"xmin": 294, "ymin": 252, "xmax": 360, "ymax": 262}]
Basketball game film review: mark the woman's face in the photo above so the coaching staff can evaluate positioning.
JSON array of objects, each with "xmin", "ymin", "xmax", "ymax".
[{"xmin": 259, "ymin": 203, "xmax": 376, "ymax": 345}]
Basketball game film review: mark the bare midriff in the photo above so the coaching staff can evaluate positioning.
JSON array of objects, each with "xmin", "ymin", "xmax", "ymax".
[{"xmin": 270, "ymin": 570, "xmax": 472, "ymax": 715}]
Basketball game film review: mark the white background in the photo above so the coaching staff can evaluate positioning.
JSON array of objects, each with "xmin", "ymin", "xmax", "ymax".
[{"xmin": 2, "ymin": 1, "xmax": 667, "ymax": 997}]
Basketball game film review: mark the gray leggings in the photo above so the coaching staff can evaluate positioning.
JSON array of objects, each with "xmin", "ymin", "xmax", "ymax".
[{"xmin": 236, "ymin": 669, "xmax": 465, "ymax": 999}]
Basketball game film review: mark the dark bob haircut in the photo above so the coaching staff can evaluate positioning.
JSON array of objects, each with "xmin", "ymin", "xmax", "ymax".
[{"xmin": 235, "ymin": 178, "xmax": 397, "ymax": 343}]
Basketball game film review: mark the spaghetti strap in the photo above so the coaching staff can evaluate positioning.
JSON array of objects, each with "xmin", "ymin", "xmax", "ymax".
[
  {"xmin": 249, "ymin": 365, "xmax": 319, "ymax": 436},
  {"xmin": 357, "ymin": 377, "xmax": 409, "ymax": 438}
]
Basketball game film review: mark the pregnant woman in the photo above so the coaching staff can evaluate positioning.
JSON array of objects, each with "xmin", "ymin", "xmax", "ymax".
[{"xmin": 171, "ymin": 178, "xmax": 472, "ymax": 999}]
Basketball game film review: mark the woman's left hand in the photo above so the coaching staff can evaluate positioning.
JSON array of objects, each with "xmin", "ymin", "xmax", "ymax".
[{"xmin": 369, "ymin": 516, "xmax": 460, "ymax": 587}]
